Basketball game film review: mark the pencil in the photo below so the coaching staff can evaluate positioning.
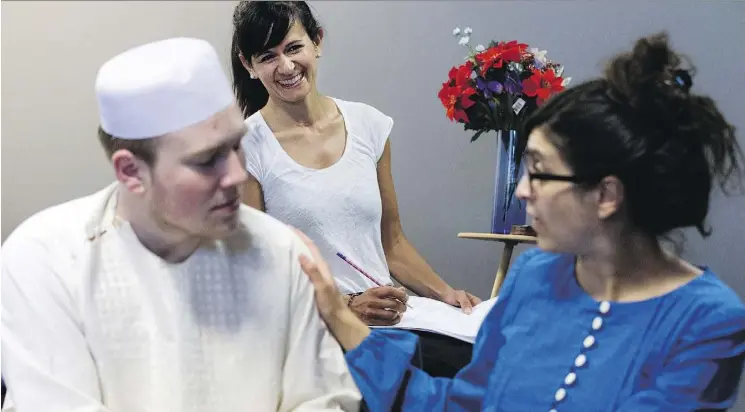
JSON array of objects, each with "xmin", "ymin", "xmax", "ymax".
[{"xmin": 336, "ymin": 252, "xmax": 413, "ymax": 309}]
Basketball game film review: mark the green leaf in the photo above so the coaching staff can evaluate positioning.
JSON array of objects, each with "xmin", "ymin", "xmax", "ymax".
[{"xmin": 470, "ymin": 129, "xmax": 487, "ymax": 142}]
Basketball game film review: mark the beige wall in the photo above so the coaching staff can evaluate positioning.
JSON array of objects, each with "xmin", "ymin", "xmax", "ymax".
[{"xmin": 1, "ymin": 1, "xmax": 239, "ymax": 240}]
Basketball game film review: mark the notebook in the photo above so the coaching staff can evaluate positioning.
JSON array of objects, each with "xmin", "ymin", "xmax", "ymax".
[{"xmin": 371, "ymin": 296, "xmax": 499, "ymax": 344}]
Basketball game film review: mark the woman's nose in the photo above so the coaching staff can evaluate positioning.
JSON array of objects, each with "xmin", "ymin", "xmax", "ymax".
[
  {"xmin": 277, "ymin": 55, "xmax": 295, "ymax": 74},
  {"xmin": 516, "ymin": 173, "xmax": 531, "ymax": 200}
]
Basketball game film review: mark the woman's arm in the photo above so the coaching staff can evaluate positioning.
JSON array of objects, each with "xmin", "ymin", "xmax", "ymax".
[
  {"xmin": 295, "ymin": 231, "xmax": 535, "ymax": 412},
  {"xmin": 241, "ymin": 174, "xmax": 266, "ymax": 211},
  {"xmin": 377, "ymin": 140, "xmax": 481, "ymax": 311}
]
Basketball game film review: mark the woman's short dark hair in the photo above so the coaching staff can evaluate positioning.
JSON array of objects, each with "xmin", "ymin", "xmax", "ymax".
[
  {"xmin": 231, "ymin": 1, "xmax": 322, "ymax": 118},
  {"xmin": 524, "ymin": 32, "xmax": 743, "ymax": 238}
]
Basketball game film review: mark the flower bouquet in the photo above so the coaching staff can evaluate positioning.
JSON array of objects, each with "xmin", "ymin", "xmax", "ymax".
[{"xmin": 438, "ymin": 26, "xmax": 570, "ymax": 234}]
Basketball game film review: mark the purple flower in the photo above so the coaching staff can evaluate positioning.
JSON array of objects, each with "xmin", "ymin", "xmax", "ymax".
[
  {"xmin": 504, "ymin": 71, "xmax": 522, "ymax": 94},
  {"xmin": 476, "ymin": 77, "xmax": 503, "ymax": 98}
]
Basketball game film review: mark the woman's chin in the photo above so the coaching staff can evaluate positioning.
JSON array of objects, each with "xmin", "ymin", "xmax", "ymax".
[{"xmin": 535, "ymin": 236, "xmax": 555, "ymax": 252}]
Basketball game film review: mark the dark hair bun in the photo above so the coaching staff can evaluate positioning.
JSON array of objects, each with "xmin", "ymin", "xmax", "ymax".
[
  {"xmin": 603, "ymin": 33, "xmax": 743, "ymax": 236},
  {"xmin": 604, "ymin": 33, "xmax": 692, "ymax": 127},
  {"xmin": 525, "ymin": 32, "xmax": 743, "ymax": 240}
]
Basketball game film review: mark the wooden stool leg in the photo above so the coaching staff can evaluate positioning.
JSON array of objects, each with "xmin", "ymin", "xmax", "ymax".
[{"xmin": 491, "ymin": 242, "xmax": 515, "ymax": 298}]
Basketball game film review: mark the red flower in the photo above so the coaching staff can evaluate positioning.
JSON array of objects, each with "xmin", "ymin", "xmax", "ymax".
[
  {"xmin": 475, "ymin": 41, "xmax": 528, "ymax": 76},
  {"xmin": 438, "ymin": 84, "xmax": 476, "ymax": 123},
  {"xmin": 447, "ymin": 61, "xmax": 474, "ymax": 88},
  {"xmin": 522, "ymin": 68, "xmax": 565, "ymax": 105},
  {"xmin": 498, "ymin": 40, "xmax": 528, "ymax": 62}
]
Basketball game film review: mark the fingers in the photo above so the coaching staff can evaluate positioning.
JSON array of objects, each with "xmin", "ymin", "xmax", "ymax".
[
  {"xmin": 362, "ymin": 309, "xmax": 402, "ymax": 326},
  {"xmin": 397, "ymin": 287, "xmax": 409, "ymax": 303},
  {"xmin": 367, "ymin": 314, "xmax": 402, "ymax": 327},
  {"xmin": 298, "ymin": 255, "xmax": 323, "ymax": 286},
  {"xmin": 369, "ymin": 296, "xmax": 407, "ymax": 313},
  {"xmin": 371, "ymin": 286, "xmax": 408, "ymax": 302},
  {"xmin": 455, "ymin": 290, "xmax": 474, "ymax": 314},
  {"xmin": 468, "ymin": 292, "xmax": 483, "ymax": 306}
]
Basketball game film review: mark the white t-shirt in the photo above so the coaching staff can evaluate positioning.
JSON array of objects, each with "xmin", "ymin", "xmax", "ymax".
[
  {"xmin": 1, "ymin": 182, "xmax": 360, "ymax": 412},
  {"xmin": 243, "ymin": 97, "xmax": 394, "ymax": 294}
]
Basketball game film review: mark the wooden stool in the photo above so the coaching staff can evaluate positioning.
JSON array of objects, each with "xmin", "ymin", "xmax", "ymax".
[{"xmin": 457, "ymin": 233, "xmax": 537, "ymax": 298}]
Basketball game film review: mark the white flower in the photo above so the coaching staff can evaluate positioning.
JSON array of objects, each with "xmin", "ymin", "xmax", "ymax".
[
  {"xmin": 458, "ymin": 36, "xmax": 470, "ymax": 46},
  {"xmin": 555, "ymin": 65, "xmax": 565, "ymax": 77},
  {"xmin": 453, "ymin": 27, "xmax": 461, "ymax": 36},
  {"xmin": 562, "ymin": 77, "xmax": 572, "ymax": 87},
  {"xmin": 508, "ymin": 62, "xmax": 523, "ymax": 72},
  {"xmin": 530, "ymin": 48, "xmax": 548, "ymax": 64},
  {"xmin": 464, "ymin": 27, "xmax": 473, "ymax": 35},
  {"xmin": 475, "ymin": 44, "xmax": 485, "ymax": 52}
]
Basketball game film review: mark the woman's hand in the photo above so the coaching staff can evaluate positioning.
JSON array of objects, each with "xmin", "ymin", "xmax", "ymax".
[
  {"xmin": 294, "ymin": 228, "xmax": 371, "ymax": 351},
  {"xmin": 348, "ymin": 286, "xmax": 408, "ymax": 326},
  {"xmin": 440, "ymin": 288, "xmax": 482, "ymax": 314}
]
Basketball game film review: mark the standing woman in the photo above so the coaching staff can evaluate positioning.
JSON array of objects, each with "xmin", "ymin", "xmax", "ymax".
[
  {"xmin": 231, "ymin": 1, "xmax": 479, "ymax": 377},
  {"xmin": 297, "ymin": 33, "xmax": 745, "ymax": 411}
]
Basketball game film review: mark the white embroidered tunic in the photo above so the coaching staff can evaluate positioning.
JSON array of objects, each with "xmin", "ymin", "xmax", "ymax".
[{"xmin": 1, "ymin": 183, "xmax": 361, "ymax": 412}]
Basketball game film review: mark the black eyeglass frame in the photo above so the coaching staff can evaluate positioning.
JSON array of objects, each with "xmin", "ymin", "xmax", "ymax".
[{"xmin": 525, "ymin": 171, "xmax": 604, "ymax": 185}]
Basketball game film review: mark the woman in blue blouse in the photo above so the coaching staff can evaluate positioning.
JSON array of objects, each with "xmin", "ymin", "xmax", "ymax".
[{"xmin": 296, "ymin": 32, "xmax": 745, "ymax": 411}]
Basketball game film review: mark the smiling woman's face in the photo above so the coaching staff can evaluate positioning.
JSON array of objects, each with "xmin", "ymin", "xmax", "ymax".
[{"xmin": 247, "ymin": 22, "xmax": 322, "ymax": 105}]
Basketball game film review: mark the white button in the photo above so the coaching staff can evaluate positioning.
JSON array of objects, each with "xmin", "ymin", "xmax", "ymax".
[
  {"xmin": 599, "ymin": 301, "xmax": 611, "ymax": 314},
  {"xmin": 549, "ymin": 409, "xmax": 558, "ymax": 412},
  {"xmin": 564, "ymin": 372, "xmax": 577, "ymax": 386},
  {"xmin": 584, "ymin": 335, "xmax": 596, "ymax": 348},
  {"xmin": 592, "ymin": 316, "xmax": 603, "ymax": 330},
  {"xmin": 575, "ymin": 354, "xmax": 587, "ymax": 367},
  {"xmin": 555, "ymin": 388, "xmax": 566, "ymax": 402}
]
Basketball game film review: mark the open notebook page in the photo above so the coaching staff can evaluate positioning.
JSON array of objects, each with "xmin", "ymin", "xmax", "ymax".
[{"xmin": 370, "ymin": 296, "xmax": 499, "ymax": 344}]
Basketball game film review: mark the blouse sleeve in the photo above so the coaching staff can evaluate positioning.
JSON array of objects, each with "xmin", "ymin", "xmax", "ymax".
[
  {"xmin": 615, "ymin": 303, "xmax": 745, "ymax": 412},
  {"xmin": 344, "ymin": 248, "xmax": 540, "ymax": 411}
]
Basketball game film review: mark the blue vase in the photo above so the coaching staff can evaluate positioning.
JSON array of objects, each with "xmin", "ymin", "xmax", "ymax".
[{"xmin": 491, "ymin": 129, "xmax": 527, "ymax": 234}]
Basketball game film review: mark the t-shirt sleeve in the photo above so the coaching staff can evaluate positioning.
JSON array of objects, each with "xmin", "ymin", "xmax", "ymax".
[
  {"xmin": 357, "ymin": 103, "xmax": 394, "ymax": 161},
  {"xmin": 240, "ymin": 121, "xmax": 266, "ymax": 183}
]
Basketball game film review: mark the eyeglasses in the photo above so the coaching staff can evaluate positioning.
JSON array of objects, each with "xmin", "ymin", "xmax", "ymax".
[
  {"xmin": 521, "ymin": 169, "xmax": 599, "ymax": 194},
  {"xmin": 526, "ymin": 171, "xmax": 586, "ymax": 184}
]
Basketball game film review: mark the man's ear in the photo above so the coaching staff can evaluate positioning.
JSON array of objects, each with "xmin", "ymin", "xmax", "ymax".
[
  {"xmin": 111, "ymin": 150, "xmax": 149, "ymax": 195},
  {"xmin": 596, "ymin": 175, "xmax": 624, "ymax": 220}
]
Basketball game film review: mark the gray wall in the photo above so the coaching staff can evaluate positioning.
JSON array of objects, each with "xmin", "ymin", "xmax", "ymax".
[{"xmin": 2, "ymin": 1, "xmax": 744, "ymax": 408}]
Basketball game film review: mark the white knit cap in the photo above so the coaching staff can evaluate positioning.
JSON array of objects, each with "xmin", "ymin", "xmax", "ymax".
[{"xmin": 95, "ymin": 37, "xmax": 234, "ymax": 139}]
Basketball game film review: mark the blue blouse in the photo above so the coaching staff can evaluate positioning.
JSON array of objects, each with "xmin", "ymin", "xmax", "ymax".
[{"xmin": 345, "ymin": 248, "xmax": 745, "ymax": 411}]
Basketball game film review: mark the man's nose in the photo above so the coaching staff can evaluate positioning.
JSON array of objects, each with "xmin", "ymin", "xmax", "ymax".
[{"xmin": 222, "ymin": 150, "xmax": 248, "ymax": 188}]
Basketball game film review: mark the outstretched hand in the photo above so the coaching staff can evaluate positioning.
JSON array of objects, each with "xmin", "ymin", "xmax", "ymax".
[
  {"xmin": 293, "ymin": 228, "xmax": 370, "ymax": 350},
  {"xmin": 295, "ymin": 229, "xmax": 346, "ymax": 322}
]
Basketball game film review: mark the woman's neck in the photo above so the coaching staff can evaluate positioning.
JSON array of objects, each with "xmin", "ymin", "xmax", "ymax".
[
  {"xmin": 263, "ymin": 91, "xmax": 329, "ymax": 130},
  {"xmin": 575, "ymin": 230, "xmax": 700, "ymax": 302}
]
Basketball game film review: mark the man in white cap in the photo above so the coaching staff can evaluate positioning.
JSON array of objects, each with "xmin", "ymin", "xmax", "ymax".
[{"xmin": 1, "ymin": 37, "xmax": 361, "ymax": 411}]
